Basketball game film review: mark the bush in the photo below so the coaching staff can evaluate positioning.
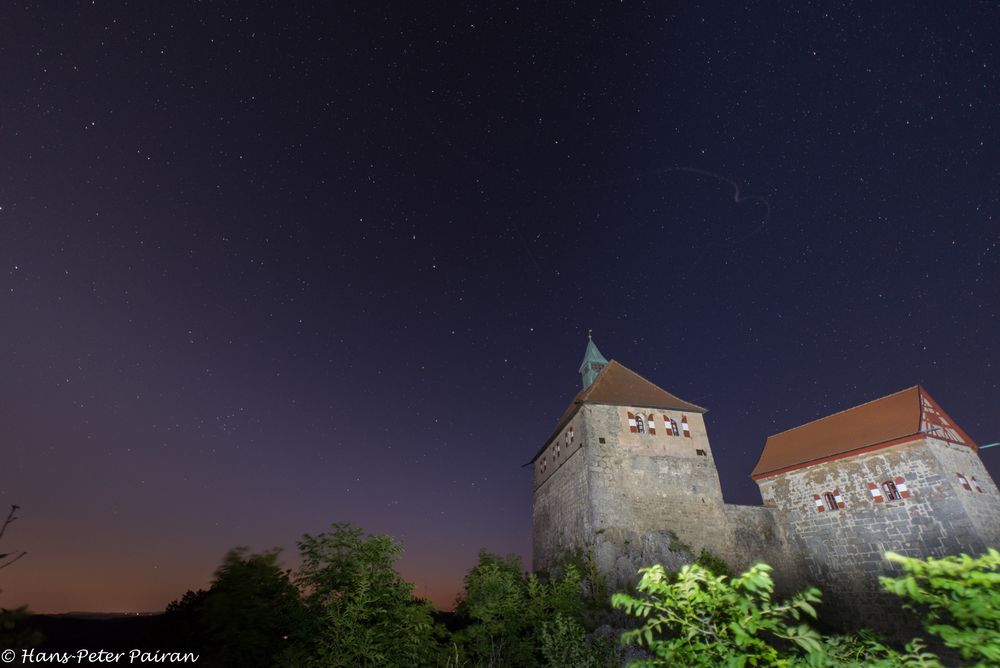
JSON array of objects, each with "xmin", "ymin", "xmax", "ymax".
[
  {"xmin": 611, "ymin": 562, "xmax": 824, "ymax": 667},
  {"xmin": 695, "ymin": 549, "xmax": 732, "ymax": 578},
  {"xmin": 540, "ymin": 614, "xmax": 621, "ymax": 668},
  {"xmin": 880, "ymin": 548, "xmax": 1000, "ymax": 666},
  {"xmin": 611, "ymin": 549, "xmax": 1000, "ymax": 667}
]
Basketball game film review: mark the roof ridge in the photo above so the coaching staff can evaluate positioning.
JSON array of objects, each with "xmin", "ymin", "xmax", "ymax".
[
  {"xmin": 593, "ymin": 360, "xmax": 706, "ymax": 412},
  {"xmin": 766, "ymin": 385, "xmax": 919, "ymax": 439}
]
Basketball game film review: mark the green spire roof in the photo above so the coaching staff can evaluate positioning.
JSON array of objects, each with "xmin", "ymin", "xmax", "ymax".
[{"xmin": 578, "ymin": 332, "xmax": 608, "ymax": 389}]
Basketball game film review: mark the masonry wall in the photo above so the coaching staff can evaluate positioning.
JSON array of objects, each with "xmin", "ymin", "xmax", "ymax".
[
  {"xmin": 532, "ymin": 414, "xmax": 590, "ymax": 572},
  {"xmin": 577, "ymin": 404, "xmax": 808, "ymax": 588},
  {"xmin": 533, "ymin": 402, "xmax": 812, "ymax": 590},
  {"xmin": 585, "ymin": 405, "xmax": 728, "ymax": 553},
  {"xmin": 721, "ymin": 504, "xmax": 808, "ymax": 592},
  {"xmin": 755, "ymin": 438, "xmax": 1000, "ymax": 631},
  {"xmin": 927, "ymin": 439, "xmax": 1000, "ymax": 548}
]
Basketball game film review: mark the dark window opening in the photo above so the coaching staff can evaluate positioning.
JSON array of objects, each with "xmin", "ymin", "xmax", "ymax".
[
  {"xmin": 696, "ymin": 449, "xmax": 706, "ymax": 456},
  {"xmin": 635, "ymin": 416, "xmax": 645, "ymax": 434},
  {"xmin": 598, "ymin": 437, "xmax": 606, "ymax": 444},
  {"xmin": 881, "ymin": 480, "xmax": 901, "ymax": 501},
  {"xmin": 823, "ymin": 492, "xmax": 839, "ymax": 511}
]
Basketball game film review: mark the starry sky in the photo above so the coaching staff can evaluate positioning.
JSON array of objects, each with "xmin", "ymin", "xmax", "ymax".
[{"xmin": 2, "ymin": 2, "xmax": 999, "ymax": 613}]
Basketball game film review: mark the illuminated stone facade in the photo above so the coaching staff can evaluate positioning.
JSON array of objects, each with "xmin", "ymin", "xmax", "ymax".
[{"xmin": 530, "ymin": 341, "xmax": 1000, "ymax": 631}]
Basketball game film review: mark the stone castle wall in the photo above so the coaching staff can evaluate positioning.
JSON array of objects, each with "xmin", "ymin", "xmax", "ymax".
[
  {"xmin": 532, "ymin": 400, "xmax": 1000, "ymax": 632},
  {"xmin": 928, "ymin": 439, "xmax": 1000, "ymax": 548},
  {"xmin": 756, "ymin": 438, "xmax": 1000, "ymax": 630},
  {"xmin": 584, "ymin": 405, "xmax": 729, "ymax": 557},
  {"xmin": 533, "ymin": 404, "xmax": 807, "ymax": 592},
  {"xmin": 531, "ymin": 414, "xmax": 590, "ymax": 572},
  {"xmin": 721, "ymin": 504, "xmax": 808, "ymax": 592}
]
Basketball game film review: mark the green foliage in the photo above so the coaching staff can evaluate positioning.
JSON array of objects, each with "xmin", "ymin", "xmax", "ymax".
[
  {"xmin": 0, "ymin": 606, "xmax": 42, "ymax": 649},
  {"xmin": 665, "ymin": 530, "xmax": 692, "ymax": 556},
  {"xmin": 160, "ymin": 589, "xmax": 209, "ymax": 652},
  {"xmin": 798, "ymin": 631, "xmax": 943, "ymax": 668},
  {"xmin": 695, "ymin": 549, "xmax": 732, "ymax": 578},
  {"xmin": 454, "ymin": 551, "xmax": 536, "ymax": 667},
  {"xmin": 152, "ymin": 526, "xmax": 1000, "ymax": 668},
  {"xmin": 554, "ymin": 548, "xmax": 610, "ymax": 613},
  {"xmin": 610, "ymin": 550, "xmax": 1000, "ymax": 668},
  {"xmin": 540, "ymin": 614, "xmax": 622, "ymax": 668},
  {"xmin": 194, "ymin": 549, "xmax": 304, "ymax": 668},
  {"xmin": 290, "ymin": 523, "xmax": 443, "ymax": 668},
  {"xmin": 880, "ymin": 548, "xmax": 1000, "ymax": 666},
  {"xmin": 612, "ymin": 562, "xmax": 824, "ymax": 667},
  {"xmin": 454, "ymin": 550, "xmax": 602, "ymax": 667}
]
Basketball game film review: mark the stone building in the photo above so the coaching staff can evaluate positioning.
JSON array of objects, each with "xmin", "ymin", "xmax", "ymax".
[
  {"xmin": 752, "ymin": 384, "xmax": 1000, "ymax": 627},
  {"xmin": 528, "ymin": 337, "xmax": 1000, "ymax": 630}
]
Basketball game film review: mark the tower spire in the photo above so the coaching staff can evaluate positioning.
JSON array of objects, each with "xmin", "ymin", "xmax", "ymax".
[{"xmin": 578, "ymin": 332, "xmax": 608, "ymax": 389}]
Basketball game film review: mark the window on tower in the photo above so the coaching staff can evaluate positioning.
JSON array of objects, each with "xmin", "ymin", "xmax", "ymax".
[
  {"xmin": 881, "ymin": 480, "xmax": 901, "ymax": 501},
  {"xmin": 823, "ymin": 492, "xmax": 839, "ymax": 511},
  {"xmin": 635, "ymin": 415, "xmax": 645, "ymax": 434}
]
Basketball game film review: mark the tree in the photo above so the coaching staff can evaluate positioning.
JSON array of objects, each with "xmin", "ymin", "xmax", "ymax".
[
  {"xmin": 455, "ymin": 552, "xmax": 534, "ymax": 667},
  {"xmin": 177, "ymin": 549, "xmax": 304, "ymax": 668},
  {"xmin": 0, "ymin": 505, "xmax": 27, "ymax": 571},
  {"xmin": 289, "ymin": 523, "xmax": 443, "ymax": 668},
  {"xmin": 455, "ymin": 551, "xmax": 614, "ymax": 668},
  {"xmin": 0, "ymin": 504, "xmax": 40, "ymax": 649},
  {"xmin": 159, "ymin": 588, "xmax": 210, "ymax": 652}
]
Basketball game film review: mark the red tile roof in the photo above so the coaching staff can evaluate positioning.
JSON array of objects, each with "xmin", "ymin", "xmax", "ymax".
[
  {"xmin": 528, "ymin": 361, "xmax": 705, "ymax": 464},
  {"xmin": 751, "ymin": 386, "xmax": 976, "ymax": 479}
]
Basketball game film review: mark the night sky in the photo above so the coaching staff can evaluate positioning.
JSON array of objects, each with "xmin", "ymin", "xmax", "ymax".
[{"xmin": 2, "ymin": 2, "xmax": 999, "ymax": 613}]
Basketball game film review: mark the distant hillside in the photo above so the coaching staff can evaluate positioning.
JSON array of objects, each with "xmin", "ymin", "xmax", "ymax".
[{"xmin": 27, "ymin": 614, "xmax": 164, "ymax": 652}]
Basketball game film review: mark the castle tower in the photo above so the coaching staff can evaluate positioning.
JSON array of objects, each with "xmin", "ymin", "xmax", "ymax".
[
  {"xmin": 752, "ymin": 385, "xmax": 1000, "ymax": 629},
  {"xmin": 529, "ymin": 337, "xmax": 737, "ymax": 580}
]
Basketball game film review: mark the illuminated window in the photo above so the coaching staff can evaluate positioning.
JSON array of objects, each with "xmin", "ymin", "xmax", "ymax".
[{"xmin": 881, "ymin": 480, "xmax": 901, "ymax": 501}]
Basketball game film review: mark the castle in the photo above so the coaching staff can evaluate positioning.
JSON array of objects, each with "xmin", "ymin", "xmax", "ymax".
[{"xmin": 529, "ymin": 336, "xmax": 1000, "ymax": 629}]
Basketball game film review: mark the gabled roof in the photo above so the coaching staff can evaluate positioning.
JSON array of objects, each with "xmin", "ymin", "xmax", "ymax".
[
  {"xmin": 528, "ymin": 360, "xmax": 706, "ymax": 464},
  {"xmin": 751, "ymin": 385, "xmax": 976, "ymax": 480}
]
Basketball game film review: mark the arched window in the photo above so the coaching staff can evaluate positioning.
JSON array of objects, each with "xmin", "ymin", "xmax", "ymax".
[
  {"xmin": 635, "ymin": 415, "xmax": 645, "ymax": 434},
  {"xmin": 881, "ymin": 480, "xmax": 901, "ymax": 501},
  {"xmin": 823, "ymin": 492, "xmax": 839, "ymax": 511}
]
